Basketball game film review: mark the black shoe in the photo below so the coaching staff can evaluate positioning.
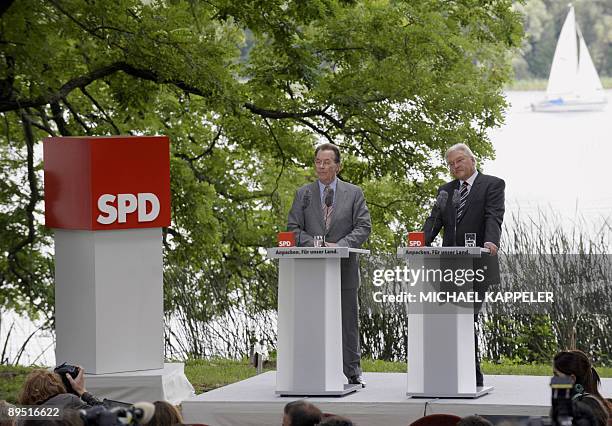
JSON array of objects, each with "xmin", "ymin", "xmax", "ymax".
[{"xmin": 348, "ymin": 375, "xmax": 366, "ymax": 388}]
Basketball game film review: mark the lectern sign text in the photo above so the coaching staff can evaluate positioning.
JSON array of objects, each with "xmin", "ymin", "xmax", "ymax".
[{"xmin": 97, "ymin": 193, "xmax": 161, "ymax": 224}]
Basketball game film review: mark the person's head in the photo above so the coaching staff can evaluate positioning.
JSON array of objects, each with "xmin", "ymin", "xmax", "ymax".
[
  {"xmin": 553, "ymin": 350, "xmax": 603, "ymax": 398},
  {"xmin": 446, "ymin": 143, "xmax": 477, "ymax": 181},
  {"xmin": 19, "ymin": 369, "xmax": 67, "ymax": 405},
  {"xmin": 282, "ymin": 400, "xmax": 322, "ymax": 426},
  {"xmin": 457, "ymin": 415, "xmax": 493, "ymax": 426},
  {"xmin": 145, "ymin": 401, "xmax": 183, "ymax": 426},
  {"xmin": 318, "ymin": 415, "xmax": 354, "ymax": 426},
  {"xmin": 0, "ymin": 400, "xmax": 16, "ymax": 426},
  {"xmin": 314, "ymin": 143, "xmax": 341, "ymax": 185}
]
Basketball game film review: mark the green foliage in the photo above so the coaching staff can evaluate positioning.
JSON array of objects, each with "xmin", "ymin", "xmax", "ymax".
[
  {"xmin": 483, "ymin": 315, "xmax": 557, "ymax": 364},
  {"xmin": 0, "ymin": 0, "xmax": 522, "ymax": 358},
  {"xmin": 0, "ymin": 364, "xmax": 33, "ymax": 403}
]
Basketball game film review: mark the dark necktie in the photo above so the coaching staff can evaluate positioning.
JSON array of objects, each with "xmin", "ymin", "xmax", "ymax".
[
  {"xmin": 322, "ymin": 185, "xmax": 334, "ymax": 231},
  {"xmin": 456, "ymin": 181, "xmax": 469, "ymax": 222}
]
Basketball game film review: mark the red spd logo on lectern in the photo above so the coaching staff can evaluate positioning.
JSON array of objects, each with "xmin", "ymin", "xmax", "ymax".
[
  {"xmin": 408, "ymin": 231, "xmax": 425, "ymax": 247},
  {"xmin": 277, "ymin": 232, "xmax": 296, "ymax": 247},
  {"xmin": 97, "ymin": 193, "xmax": 161, "ymax": 224},
  {"xmin": 43, "ymin": 136, "xmax": 171, "ymax": 230}
]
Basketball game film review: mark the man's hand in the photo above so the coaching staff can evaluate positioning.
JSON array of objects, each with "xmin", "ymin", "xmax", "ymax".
[
  {"xmin": 66, "ymin": 365, "xmax": 87, "ymax": 397},
  {"xmin": 483, "ymin": 242, "xmax": 498, "ymax": 256},
  {"xmin": 325, "ymin": 242, "xmax": 338, "ymax": 247}
]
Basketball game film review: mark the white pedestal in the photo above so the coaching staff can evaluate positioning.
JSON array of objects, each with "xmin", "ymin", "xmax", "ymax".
[
  {"xmin": 85, "ymin": 363, "xmax": 194, "ymax": 405},
  {"xmin": 398, "ymin": 247, "xmax": 493, "ymax": 398},
  {"xmin": 267, "ymin": 247, "xmax": 368, "ymax": 396},
  {"xmin": 54, "ymin": 228, "xmax": 164, "ymax": 374}
]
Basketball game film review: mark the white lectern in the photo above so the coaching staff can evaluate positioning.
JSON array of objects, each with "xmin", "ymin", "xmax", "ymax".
[
  {"xmin": 267, "ymin": 246, "xmax": 369, "ymax": 396},
  {"xmin": 397, "ymin": 246, "xmax": 493, "ymax": 398},
  {"xmin": 43, "ymin": 136, "xmax": 194, "ymax": 404}
]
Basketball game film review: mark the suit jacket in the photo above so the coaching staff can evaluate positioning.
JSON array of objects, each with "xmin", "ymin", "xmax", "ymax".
[
  {"xmin": 287, "ymin": 178, "xmax": 371, "ymax": 290},
  {"xmin": 423, "ymin": 172, "xmax": 505, "ymax": 285}
]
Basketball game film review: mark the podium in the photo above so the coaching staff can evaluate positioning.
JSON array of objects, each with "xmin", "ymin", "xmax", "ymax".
[
  {"xmin": 267, "ymin": 246, "xmax": 369, "ymax": 396},
  {"xmin": 43, "ymin": 136, "xmax": 194, "ymax": 403},
  {"xmin": 397, "ymin": 246, "xmax": 494, "ymax": 398}
]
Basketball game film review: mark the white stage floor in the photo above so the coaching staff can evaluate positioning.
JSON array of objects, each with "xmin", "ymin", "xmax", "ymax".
[{"xmin": 181, "ymin": 372, "xmax": 612, "ymax": 426}]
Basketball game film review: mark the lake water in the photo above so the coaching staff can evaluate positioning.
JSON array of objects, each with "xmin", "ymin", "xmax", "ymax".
[
  {"xmin": 484, "ymin": 90, "xmax": 612, "ymax": 237},
  {"xmin": 3, "ymin": 90, "xmax": 612, "ymax": 366}
]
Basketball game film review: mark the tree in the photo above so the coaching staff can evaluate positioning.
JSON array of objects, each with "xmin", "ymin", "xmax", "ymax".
[{"xmin": 0, "ymin": 0, "xmax": 522, "ymax": 359}]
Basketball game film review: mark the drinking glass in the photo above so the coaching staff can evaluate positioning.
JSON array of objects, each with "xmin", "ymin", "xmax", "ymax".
[{"xmin": 464, "ymin": 233, "xmax": 476, "ymax": 247}]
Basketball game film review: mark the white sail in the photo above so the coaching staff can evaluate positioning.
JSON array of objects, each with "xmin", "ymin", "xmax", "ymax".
[
  {"xmin": 576, "ymin": 31, "xmax": 604, "ymax": 97},
  {"xmin": 546, "ymin": 6, "xmax": 578, "ymax": 99},
  {"xmin": 532, "ymin": 5, "xmax": 607, "ymax": 112}
]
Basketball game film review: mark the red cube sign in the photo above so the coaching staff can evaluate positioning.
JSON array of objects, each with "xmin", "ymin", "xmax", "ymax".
[
  {"xmin": 277, "ymin": 232, "xmax": 296, "ymax": 247},
  {"xmin": 43, "ymin": 136, "xmax": 171, "ymax": 230},
  {"xmin": 408, "ymin": 231, "xmax": 425, "ymax": 247}
]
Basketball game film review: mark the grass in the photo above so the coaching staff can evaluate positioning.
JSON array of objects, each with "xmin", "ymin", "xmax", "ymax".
[
  {"xmin": 183, "ymin": 358, "xmax": 274, "ymax": 394},
  {"xmin": 0, "ymin": 365, "xmax": 34, "ymax": 404},
  {"xmin": 506, "ymin": 77, "xmax": 612, "ymax": 90},
  {"xmin": 1, "ymin": 358, "xmax": 610, "ymax": 404}
]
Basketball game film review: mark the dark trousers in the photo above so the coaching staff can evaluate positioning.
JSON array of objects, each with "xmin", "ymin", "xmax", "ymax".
[{"xmin": 341, "ymin": 288, "xmax": 361, "ymax": 378}]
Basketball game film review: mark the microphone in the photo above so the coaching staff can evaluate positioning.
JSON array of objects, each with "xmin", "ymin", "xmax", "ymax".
[
  {"xmin": 298, "ymin": 189, "xmax": 311, "ymax": 246},
  {"xmin": 452, "ymin": 189, "xmax": 460, "ymax": 246},
  {"xmin": 437, "ymin": 190, "xmax": 448, "ymax": 211},
  {"xmin": 325, "ymin": 188, "xmax": 334, "ymax": 208},
  {"xmin": 452, "ymin": 188, "xmax": 460, "ymax": 208},
  {"xmin": 428, "ymin": 190, "xmax": 448, "ymax": 243}
]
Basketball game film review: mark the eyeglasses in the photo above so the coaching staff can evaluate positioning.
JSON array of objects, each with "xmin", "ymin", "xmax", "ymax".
[
  {"xmin": 315, "ymin": 160, "xmax": 336, "ymax": 168},
  {"xmin": 447, "ymin": 156, "xmax": 467, "ymax": 169}
]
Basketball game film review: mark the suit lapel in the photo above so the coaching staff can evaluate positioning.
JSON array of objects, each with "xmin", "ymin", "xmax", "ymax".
[{"xmin": 311, "ymin": 181, "xmax": 325, "ymax": 231}]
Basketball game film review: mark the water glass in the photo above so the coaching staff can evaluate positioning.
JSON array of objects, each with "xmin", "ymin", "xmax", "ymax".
[
  {"xmin": 313, "ymin": 235, "xmax": 324, "ymax": 247},
  {"xmin": 464, "ymin": 233, "xmax": 476, "ymax": 247}
]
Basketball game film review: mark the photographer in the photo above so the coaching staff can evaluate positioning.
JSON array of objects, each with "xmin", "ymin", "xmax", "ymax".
[
  {"xmin": 553, "ymin": 350, "xmax": 611, "ymax": 426},
  {"xmin": 19, "ymin": 367, "xmax": 103, "ymax": 410}
]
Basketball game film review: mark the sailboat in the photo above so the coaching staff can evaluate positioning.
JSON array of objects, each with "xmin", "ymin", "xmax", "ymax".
[{"xmin": 531, "ymin": 5, "xmax": 607, "ymax": 112}]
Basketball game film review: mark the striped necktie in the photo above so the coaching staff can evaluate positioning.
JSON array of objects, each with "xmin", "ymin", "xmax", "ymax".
[
  {"xmin": 322, "ymin": 185, "xmax": 334, "ymax": 231},
  {"xmin": 456, "ymin": 181, "xmax": 469, "ymax": 222}
]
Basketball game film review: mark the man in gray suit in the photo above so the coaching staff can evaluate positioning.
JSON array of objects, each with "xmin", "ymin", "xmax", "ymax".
[{"xmin": 287, "ymin": 143, "xmax": 371, "ymax": 387}]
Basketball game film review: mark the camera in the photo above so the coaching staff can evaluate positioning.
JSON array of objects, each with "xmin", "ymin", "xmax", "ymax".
[
  {"xmin": 54, "ymin": 362, "xmax": 80, "ymax": 395},
  {"xmin": 79, "ymin": 402, "xmax": 155, "ymax": 426},
  {"xmin": 528, "ymin": 376, "xmax": 597, "ymax": 426}
]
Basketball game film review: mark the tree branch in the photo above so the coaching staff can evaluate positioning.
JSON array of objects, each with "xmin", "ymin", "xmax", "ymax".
[
  {"xmin": 0, "ymin": 61, "xmax": 212, "ymax": 113},
  {"xmin": 79, "ymin": 87, "xmax": 121, "ymax": 134},
  {"xmin": 243, "ymin": 103, "xmax": 345, "ymax": 129},
  {"xmin": 62, "ymin": 98, "xmax": 92, "ymax": 134},
  {"xmin": 50, "ymin": 101, "xmax": 71, "ymax": 136}
]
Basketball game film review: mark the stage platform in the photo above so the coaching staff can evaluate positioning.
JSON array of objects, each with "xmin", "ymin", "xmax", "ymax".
[{"xmin": 181, "ymin": 372, "xmax": 612, "ymax": 426}]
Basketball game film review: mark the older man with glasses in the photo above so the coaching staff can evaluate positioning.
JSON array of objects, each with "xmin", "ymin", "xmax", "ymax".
[{"xmin": 287, "ymin": 143, "xmax": 371, "ymax": 388}]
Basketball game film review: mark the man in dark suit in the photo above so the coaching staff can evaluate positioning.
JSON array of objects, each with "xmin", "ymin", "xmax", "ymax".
[
  {"xmin": 423, "ymin": 143, "xmax": 505, "ymax": 387},
  {"xmin": 287, "ymin": 143, "xmax": 371, "ymax": 387}
]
